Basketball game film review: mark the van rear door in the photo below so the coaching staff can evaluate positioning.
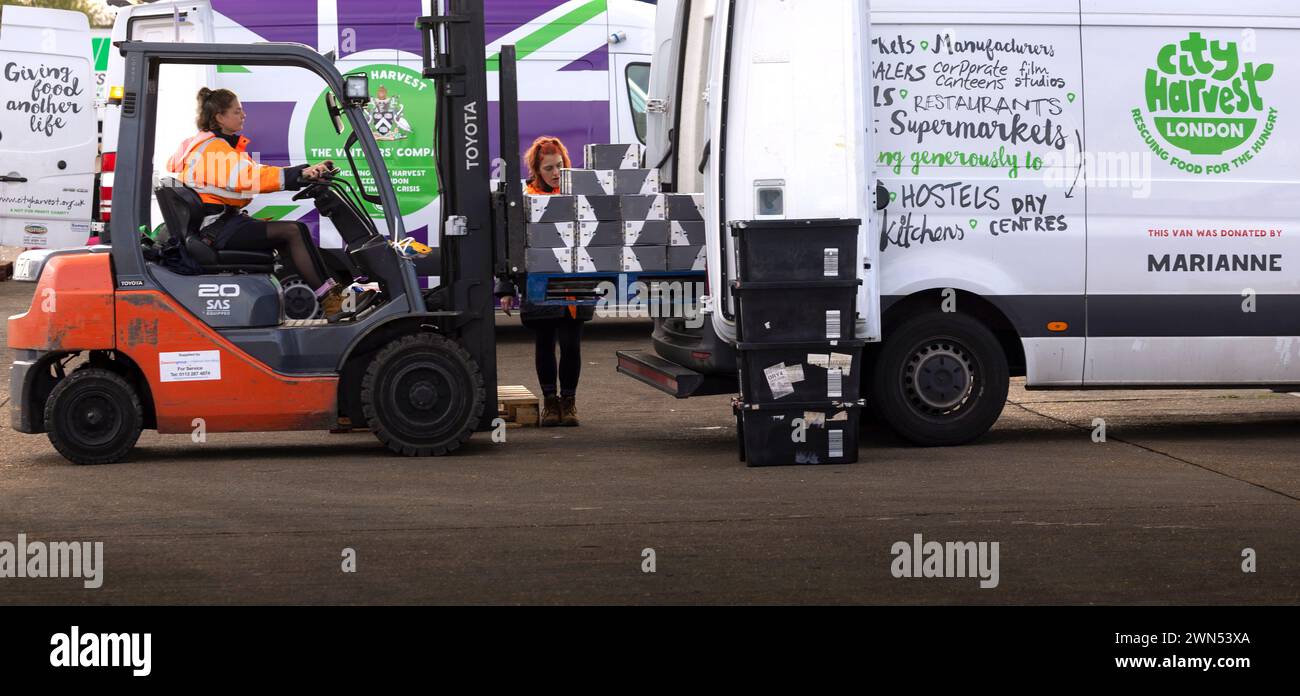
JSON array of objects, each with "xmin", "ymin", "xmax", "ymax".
[
  {"xmin": 0, "ymin": 6, "xmax": 96, "ymax": 249},
  {"xmin": 646, "ymin": 0, "xmax": 682, "ymax": 184},
  {"xmin": 709, "ymin": 0, "xmax": 877, "ymax": 343}
]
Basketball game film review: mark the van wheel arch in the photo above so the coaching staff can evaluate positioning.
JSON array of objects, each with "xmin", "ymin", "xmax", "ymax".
[{"xmin": 868, "ymin": 289, "xmax": 1025, "ymax": 377}]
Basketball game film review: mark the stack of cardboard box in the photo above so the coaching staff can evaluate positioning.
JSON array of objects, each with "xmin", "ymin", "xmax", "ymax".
[{"xmin": 522, "ymin": 143, "xmax": 707, "ymax": 274}]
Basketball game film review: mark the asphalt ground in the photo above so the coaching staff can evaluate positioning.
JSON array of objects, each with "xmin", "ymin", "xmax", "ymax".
[{"xmin": 0, "ymin": 276, "xmax": 1297, "ymax": 604}]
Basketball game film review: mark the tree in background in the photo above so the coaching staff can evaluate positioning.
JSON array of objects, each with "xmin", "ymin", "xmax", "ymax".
[{"xmin": 0, "ymin": 0, "xmax": 118, "ymax": 28}]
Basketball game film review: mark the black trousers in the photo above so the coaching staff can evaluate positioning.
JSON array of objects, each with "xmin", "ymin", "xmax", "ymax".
[{"xmin": 530, "ymin": 317, "xmax": 584, "ymax": 397}]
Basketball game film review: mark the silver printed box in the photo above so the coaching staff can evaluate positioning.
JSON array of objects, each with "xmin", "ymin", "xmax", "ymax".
[
  {"xmin": 668, "ymin": 245, "xmax": 706, "ymax": 271},
  {"xmin": 669, "ymin": 220, "xmax": 707, "ymax": 246},
  {"xmin": 525, "ymin": 247, "xmax": 575, "ymax": 273},
  {"xmin": 665, "ymin": 193, "xmax": 704, "ymax": 221},
  {"xmin": 623, "ymin": 220, "xmax": 671, "ymax": 246},
  {"xmin": 622, "ymin": 245, "xmax": 668, "ymax": 272},
  {"xmin": 526, "ymin": 194, "xmax": 577, "ymax": 223},
  {"xmin": 584, "ymin": 143, "xmax": 645, "ymax": 170},
  {"xmin": 560, "ymin": 169, "xmax": 615, "ymax": 196},
  {"xmin": 526, "ymin": 222, "xmax": 576, "ymax": 248},
  {"xmin": 575, "ymin": 246, "xmax": 667, "ymax": 272},
  {"xmin": 577, "ymin": 194, "xmax": 622, "ymax": 222},
  {"xmin": 578, "ymin": 221, "xmax": 623, "ymax": 247},
  {"xmin": 620, "ymin": 194, "xmax": 666, "ymax": 221},
  {"xmin": 613, "ymin": 169, "xmax": 660, "ymax": 195}
]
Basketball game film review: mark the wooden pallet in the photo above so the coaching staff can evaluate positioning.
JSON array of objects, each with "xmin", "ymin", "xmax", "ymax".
[{"xmin": 498, "ymin": 385, "xmax": 539, "ymax": 427}]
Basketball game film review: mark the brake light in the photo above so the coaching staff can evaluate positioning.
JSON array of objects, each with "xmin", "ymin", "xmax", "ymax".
[{"xmin": 99, "ymin": 152, "xmax": 115, "ymax": 222}]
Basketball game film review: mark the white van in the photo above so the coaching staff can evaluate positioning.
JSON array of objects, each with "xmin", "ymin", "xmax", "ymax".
[
  {"xmin": 636, "ymin": 0, "xmax": 1300, "ymax": 446},
  {"xmin": 0, "ymin": 6, "xmax": 97, "ymax": 250}
]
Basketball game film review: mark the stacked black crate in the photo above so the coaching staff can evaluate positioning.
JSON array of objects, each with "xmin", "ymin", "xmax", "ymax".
[{"xmin": 730, "ymin": 219, "xmax": 865, "ymax": 466}]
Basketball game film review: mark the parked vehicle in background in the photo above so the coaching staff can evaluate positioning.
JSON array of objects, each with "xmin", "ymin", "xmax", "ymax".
[{"xmin": 95, "ymin": 0, "xmax": 655, "ymax": 267}]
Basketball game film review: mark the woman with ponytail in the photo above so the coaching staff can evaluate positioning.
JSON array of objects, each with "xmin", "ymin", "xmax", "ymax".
[{"xmin": 168, "ymin": 87, "xmax": 351, "ymax": 312}]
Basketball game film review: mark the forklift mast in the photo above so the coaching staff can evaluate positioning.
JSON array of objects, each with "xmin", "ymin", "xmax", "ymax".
[{"xmin": 417, "ymin": 0, "xmax": 515, "ymax": 431}]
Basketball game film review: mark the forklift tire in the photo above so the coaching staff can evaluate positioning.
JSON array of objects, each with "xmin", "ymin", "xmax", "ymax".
[
  {"xmin": 44, "ymin": 368, "xmax": 144, "ymax": 465},
  {"xmin": 361, "ymin": 333, "xmax": 485, "ymax": 456},
  {"xmin": 870, "ymin": 311, "xmax": 1008, "ymax": 447}
]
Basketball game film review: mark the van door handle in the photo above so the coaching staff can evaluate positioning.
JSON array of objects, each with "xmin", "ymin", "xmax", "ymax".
[{"xmin": 0, "ymin": 175, "xmax": 28, "ymax": 183}]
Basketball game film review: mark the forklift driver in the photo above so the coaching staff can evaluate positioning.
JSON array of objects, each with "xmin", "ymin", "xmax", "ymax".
[{"xmin": 167, "ymin": 87, "xmax": 349, "ymax": 313}]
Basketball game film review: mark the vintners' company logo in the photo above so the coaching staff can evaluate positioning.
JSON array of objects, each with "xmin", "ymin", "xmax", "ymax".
[{"xmin": 1134, "ymin": 31, "xmax": 1278, "ymax": 174}]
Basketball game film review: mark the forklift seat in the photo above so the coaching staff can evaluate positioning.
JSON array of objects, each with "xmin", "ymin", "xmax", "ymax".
[{"xmin": 154, "ymin": 178, "xmax": 276, "ymax": 274}]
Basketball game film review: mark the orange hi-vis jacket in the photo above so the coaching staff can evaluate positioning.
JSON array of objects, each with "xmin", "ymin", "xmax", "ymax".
[{"xmin": 167, "ymin": 131, "xmax": 290, "ymax": 208}]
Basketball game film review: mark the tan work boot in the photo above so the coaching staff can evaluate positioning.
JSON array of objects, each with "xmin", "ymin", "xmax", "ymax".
[
  {"xmin": 559, "ymin": 395, "xmax": 579, "ymax": 427},
  {"xmin": 320, "ymin": 286, "xmax": 346, "ymax": 317},
  {"xmin": 540, "ymin": 396, "xmax": 562, "ymax": 427}
]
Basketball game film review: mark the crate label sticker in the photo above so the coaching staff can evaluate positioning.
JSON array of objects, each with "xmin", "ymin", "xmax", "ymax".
[
  {"xmin": 785, "ymin": 364, "xmax": 806, "ymax": 383},
  {"xmin": 826, "ymin": 310, "xmax": 841, "ymax": 339},
  {"xmin": 803, "ymin": 411, "xmax": 826, "ymax": 427},
  {"xmin": 828, "ymin": 367, "xmax": 843, "ymax": 399},
  {"xmin": 763, "ymin": 363, "xmax": 795, "ymax": 400},
  {"xmin": 829, "ymin": 352, "xmax": 854, "ymax": 376},
  {"xmin": 824, "ymin": 248, "xmax": 838, "ymax": 277},
  {"xmin": 159, "ymin": 350, "xmax": 221, "ymax": 383},
  {"xmin": 829, "ymin": 429, "xmax": 844, "ymax": 459},
  {"xmin": 807, "ymin": 354, "xmax": 830, "ymax": 368}
]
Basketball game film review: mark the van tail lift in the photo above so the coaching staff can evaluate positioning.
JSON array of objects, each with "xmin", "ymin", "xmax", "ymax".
[{"xmin": 616, "ymin": 350, "xmax": 737, "ymax": 399}]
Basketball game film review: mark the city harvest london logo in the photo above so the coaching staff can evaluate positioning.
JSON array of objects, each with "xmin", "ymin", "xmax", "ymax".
[{"xmin": 1135, "ymin": 31, "xmax": 1278, "ymax": 173}]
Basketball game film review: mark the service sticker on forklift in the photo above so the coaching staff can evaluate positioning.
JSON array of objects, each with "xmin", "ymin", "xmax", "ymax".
[{"xmin": 159, "ymin": 351, "xmax": 222, "ymax": 383}]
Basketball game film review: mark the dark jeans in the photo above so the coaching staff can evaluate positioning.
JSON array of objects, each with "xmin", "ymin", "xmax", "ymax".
[{"xmin": 531, "ymin": 317, "xmax": 583, "ymax": 397}]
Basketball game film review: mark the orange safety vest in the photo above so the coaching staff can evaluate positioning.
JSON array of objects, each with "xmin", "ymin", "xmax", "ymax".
[
  {"xmin": 166, "ymin": 131, "xmax": 289, "ymax": 208},
  {"xmin": 525, "ymin": 179, "xmax": 556, "ymax": 196},
  {"xmin": 524, "ymin": 178, "xmax": 576, "ymax": 318}
]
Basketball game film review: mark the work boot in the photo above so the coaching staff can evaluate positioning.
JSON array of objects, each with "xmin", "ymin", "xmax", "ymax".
[
  {"xmin": 320, "ymin": 286, "xmax": 346, "ymax": 317},
  {"xmin": 559, "ymin": 395, "xmax": 579, "ymax": 427},
  {"xmin": 540, "ymin": 396, "xmax": 562, "ymax": 427}
]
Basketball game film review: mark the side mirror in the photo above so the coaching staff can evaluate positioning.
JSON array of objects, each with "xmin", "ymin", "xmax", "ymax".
[
  {"xmin": 876, "ymin": 181, "xmax": 890, "ymax": 211},
  {"xmin": 325, "ymin": 92, "xmax": 344, "ymax": 135}
]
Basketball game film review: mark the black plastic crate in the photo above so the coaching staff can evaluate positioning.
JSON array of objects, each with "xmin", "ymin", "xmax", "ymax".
[
  {"xmin": 738, "ymin": 341, "xmax": 864, "ymax": 403},
  {"xmin": 733, "ymin": 279, "xmax": 859, "ymax": 343},
  {"xmin": 731, "ymin": 218, "xmax": 860, "ymax": 282},
  {"xmin": 734, "ymin": 400, "xmax": 863, "ymax": 466}
]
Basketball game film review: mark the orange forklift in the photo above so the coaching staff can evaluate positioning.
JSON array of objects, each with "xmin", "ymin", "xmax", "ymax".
[{"xmin": 8, "ymin": 2, "xmax": 523, "ymax": 464}]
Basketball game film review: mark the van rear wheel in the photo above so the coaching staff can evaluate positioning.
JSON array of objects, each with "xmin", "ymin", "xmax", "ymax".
[
  {"xmin": 45, "ymin": 368, "xmax": 143, "ymax": 465},
  {"xmin": 870, "ymin": 312, "xmax": 1008, "ymax": 446}
]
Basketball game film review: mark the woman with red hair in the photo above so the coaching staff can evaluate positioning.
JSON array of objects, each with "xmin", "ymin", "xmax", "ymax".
[
  {"xmin": 523, "ymin": 136, "xmax": 570, "ymax": 195},
  {"xmin": 497, "ymin": 136, "xmax": 592, "ymax": 427}
]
